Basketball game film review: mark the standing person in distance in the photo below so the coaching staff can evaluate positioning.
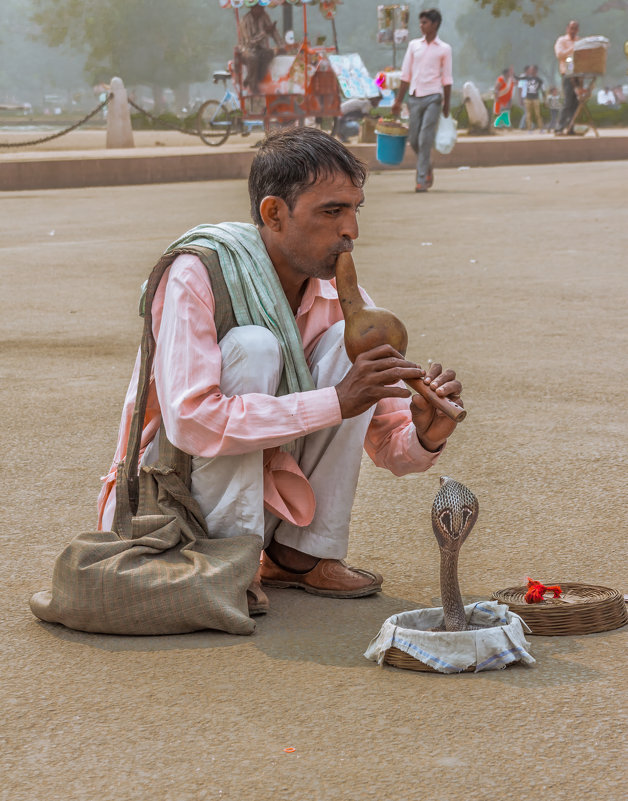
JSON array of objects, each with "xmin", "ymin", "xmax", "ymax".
[
  {"xmin": 524, "ymin": 65, "xmax": 544, "ymax": 131},
  {"xmin": 554, "ymin": 20, "xmax": 580, "ymax": 135},
  {"xmin": 493, "ymin": 66, "xmax": 515, "ymax": 128},
  {"xmin": 391, "ymin": 8, "xmax": 453, "ymax": 193},
  {"xmin": 545, "ymin": 85, "xmax": 562, "ymax": 131},
  {"xmin": 517, "ymin": 66, "xmax": 530, "ymax": 130}
]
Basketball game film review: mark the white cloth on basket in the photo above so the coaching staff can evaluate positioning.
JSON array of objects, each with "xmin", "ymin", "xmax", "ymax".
[{"xmin": 364, "ymin": 601, "xmax": 535, "ymax": 673}]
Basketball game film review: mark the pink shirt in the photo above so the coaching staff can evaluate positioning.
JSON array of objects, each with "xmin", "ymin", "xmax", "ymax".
[
  {"xmin": 97, "ymin": 253, "xmax": 441, "ymax": 528},
  {"xmin": 400, "ymin": 36, "xmax": 453, "ymax": 98},
  {"xmin": 554, "ymin": 33, "xmax": 580, "ymax": 75}
]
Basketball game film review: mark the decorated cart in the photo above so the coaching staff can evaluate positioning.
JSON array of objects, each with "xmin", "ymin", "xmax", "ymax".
[{"xmin": 198, "ymin": 0, "xmax": 344, "ymax": 144}]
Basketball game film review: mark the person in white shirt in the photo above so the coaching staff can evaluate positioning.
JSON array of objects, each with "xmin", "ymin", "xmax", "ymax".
[{"xmin": 597, "ymin": 87, "xmax": 618, "ymax": 108}]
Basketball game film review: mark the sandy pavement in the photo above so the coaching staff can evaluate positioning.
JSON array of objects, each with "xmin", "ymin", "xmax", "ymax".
[{"xmin": 1, "ymin": 160, "xmax": 627, "ymax": 800}]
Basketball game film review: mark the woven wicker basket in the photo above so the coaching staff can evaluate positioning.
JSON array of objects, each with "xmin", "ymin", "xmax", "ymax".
[
  {"xmin": 573, "ymin": 46, "xmax": 607, "ymax": 76},
  {"xmin": 492, "ymin": 583, "xmax": 628, "ymax": 636},
  {"xmin": 384, "ymin": 647, "xmax": 475, "ymax": 672},
  {"xmin": 368, "ymin": 603, "xmax": 536, "ymax": 673}
]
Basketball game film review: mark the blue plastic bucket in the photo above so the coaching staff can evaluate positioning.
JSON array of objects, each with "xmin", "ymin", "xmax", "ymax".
[{"xmin": 376, "ymin": 131, "xmax": 408, "ymax": 165}]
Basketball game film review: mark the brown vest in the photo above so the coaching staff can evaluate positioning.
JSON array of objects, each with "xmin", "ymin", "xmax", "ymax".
[
  {"xmin": 148, "ymin": 244, "xmax": 237, "ymax": 340},
  {"xmin": 128, "ymin": 245, "xmax": 238, "ymax": 514}
]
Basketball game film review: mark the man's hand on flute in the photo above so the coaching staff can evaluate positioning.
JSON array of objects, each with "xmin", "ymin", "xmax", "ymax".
[
  {"xmin": 410, "ymin": 362, "xmax": 463, "ymax": 452},
  {"xmin": 335, "ymin": 344, "xmax": 424, "ymax": 419}
]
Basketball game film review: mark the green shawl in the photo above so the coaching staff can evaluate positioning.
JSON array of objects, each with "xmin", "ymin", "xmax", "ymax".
[{"xmin": 162, "ymin": 222, "xmax": 315, "ymax": 399}]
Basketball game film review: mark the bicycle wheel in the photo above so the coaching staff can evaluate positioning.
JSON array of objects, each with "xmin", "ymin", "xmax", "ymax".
[{"xmin": 197, "ymin": 99, "xmax": 232, "ymax": 146}]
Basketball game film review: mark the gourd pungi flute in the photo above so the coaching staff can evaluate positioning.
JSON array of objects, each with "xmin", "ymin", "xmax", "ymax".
[{"xmin": 334, "ymin": 252, "xmax": 467, "ymax": 423}]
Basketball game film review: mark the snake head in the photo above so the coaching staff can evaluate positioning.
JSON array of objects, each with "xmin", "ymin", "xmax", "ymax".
[{"xmin": 431, "ymin": 476, "xmax": 479, "ymax": 551}]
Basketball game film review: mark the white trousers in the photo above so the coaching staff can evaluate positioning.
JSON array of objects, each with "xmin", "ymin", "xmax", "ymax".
[{"xmin": 143, "ymin": 322, "xmax": 374, "ymax": 559}]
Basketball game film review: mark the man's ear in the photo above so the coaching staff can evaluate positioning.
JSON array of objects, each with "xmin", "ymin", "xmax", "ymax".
[{"xmin": 259, "ymin": 195, "xmax": 286, "ymax": 231}]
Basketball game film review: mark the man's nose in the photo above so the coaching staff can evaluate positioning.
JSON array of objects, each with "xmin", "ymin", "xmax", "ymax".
[{"xmin": 340, "ymin": 212, "xmax": 359, "ymax": 240}]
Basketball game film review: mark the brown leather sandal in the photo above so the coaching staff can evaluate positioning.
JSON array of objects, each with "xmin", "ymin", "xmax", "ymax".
[{"xmin": 260, "ymin": 553, "xmax": 383, "ymax": 598}]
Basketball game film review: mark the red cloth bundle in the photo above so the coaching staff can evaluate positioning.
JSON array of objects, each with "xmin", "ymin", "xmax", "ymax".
[{"xmin": 525, "ymin": 578, "xmax": 563, "ymax": 604}]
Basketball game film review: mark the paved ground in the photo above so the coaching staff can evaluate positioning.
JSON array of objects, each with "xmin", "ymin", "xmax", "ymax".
[{"xmin": 1, "ymin": 160, "xmax": 627, "ymax": 801}]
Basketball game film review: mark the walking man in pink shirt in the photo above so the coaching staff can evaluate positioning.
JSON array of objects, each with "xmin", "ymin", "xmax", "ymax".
[
  {"xmin": 392, "ymin": 8, "xmax": 453, "ymax": 192},
  {"xmin": 99, "ymin": 127, "xmax": 464, "ymax": 616}
]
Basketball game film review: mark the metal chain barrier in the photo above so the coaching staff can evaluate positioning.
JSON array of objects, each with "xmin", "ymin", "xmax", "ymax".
[
  {"xmin": 127, "ymin": 98, "xmax": 200, "ymax": 136},
  {"xmin": 0, "ymin": 94, "xmax": 113, "ymax": 148}
]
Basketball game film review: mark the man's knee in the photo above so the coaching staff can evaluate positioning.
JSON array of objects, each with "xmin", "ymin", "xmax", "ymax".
[
  {"xmin": 308, "ymin": 320, "xmax": 353, "ymax": 387},
  {"xmin": 419, "ymin": 100, "xmax": 441, "ymax": 140},
  {"xmin": 219, "ymin": 326, "xmax": 283, "ymax": 395}
]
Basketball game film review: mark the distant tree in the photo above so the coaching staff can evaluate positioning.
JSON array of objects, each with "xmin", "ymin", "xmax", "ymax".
[
  {"xmin": 0, "ymin": 0, "xmax": 88, "ymax": 102},
  {"xmin": 458, "ymin": 0, "xmax": 628, "ymax": 90},
  {"xmin": 472, "ymin": 0, "xmax": 628, "ymax": 24},
  {"xmin": 471, "ymin": 0, "xmax": 554, "ymax": 26},
  {"xmin": 31, "ymin": 0, "xmax": 222, "ymax": 105}
]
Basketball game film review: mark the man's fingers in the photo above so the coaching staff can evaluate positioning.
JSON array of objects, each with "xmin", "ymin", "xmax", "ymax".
[
  {"xmin": 370, "ymin": 360, "xmax": 424, "ymax": 383},
  {"xmin": 367, "ymin": 356, "xmax": 412, "ymax": 371},
  {"xmin": 355, "ymin": 344, "xmax": 408, "ymax": 362},
  {"xmin": 411, "ymin": 387, "xmax": 463, "ymax": 418},
  {"xmin": 381, "ymin": 385, "xmax": 412, "ymax": 400},
  {"xmin": 425, "ymin": 367, "xmax": 457, "ymax": 389},
  {"xmin": 411, "ymin": 393, "xmax": 435, "ymax": 415},
  {"xmin": 424, "ymin": 362, "xmax": 442, "ymax": 381},
  {"xmin": 354, "ymin": 349, "xmax": 425, "ymax": 385},
  {"xmin": 432, "ymin": 379, "xmax": 463, "ymax": 398}
]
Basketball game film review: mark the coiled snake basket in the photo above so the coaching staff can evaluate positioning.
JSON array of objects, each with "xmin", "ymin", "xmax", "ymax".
[{"xmin": 492, "ymin": 583, "xmax": 628, "ymax": 636}]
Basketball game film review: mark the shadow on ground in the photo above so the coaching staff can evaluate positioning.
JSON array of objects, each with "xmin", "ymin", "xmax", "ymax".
[{"xmin": 32, "ymin": 589, "xmax": 625, "ymax": 689}]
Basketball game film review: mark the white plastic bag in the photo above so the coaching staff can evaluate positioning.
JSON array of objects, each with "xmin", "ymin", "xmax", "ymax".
[{"xmin": 434, "ymin": 114, "xmax": 457, "ymax": 154}]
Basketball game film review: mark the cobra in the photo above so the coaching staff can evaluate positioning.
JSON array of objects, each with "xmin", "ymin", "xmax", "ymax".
[{"xmin": 431, "ymin": 476, "xmax": 479, "ymax": 631}]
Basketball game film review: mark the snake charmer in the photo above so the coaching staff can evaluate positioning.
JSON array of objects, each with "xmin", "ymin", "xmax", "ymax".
[{"xmin": 97, "ymin": 127, "xmax": 464, "ymax": 617}]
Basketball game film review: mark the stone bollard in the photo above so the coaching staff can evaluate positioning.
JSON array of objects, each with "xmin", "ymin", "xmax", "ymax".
[{"xmin": 106, "ymin": 77, "xmax": 135, "ymax": 149}]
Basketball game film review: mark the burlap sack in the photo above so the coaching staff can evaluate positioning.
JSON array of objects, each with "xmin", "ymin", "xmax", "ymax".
[{"xmin": 30, "ymin": 247, "xmax": 261, "ymax": 636}]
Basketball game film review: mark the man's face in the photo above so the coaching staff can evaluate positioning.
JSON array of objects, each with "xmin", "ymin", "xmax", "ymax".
[
  {"xmin": 273, "ymin": 172, "xmax": 364, "ymax": 282},
  {"xmin": 567, "ymin": 21, "xmax": 579, "ymax": 39},
  {"xmin": 419, "ymin": 17, "xmax": 439, "ymax": 39}
]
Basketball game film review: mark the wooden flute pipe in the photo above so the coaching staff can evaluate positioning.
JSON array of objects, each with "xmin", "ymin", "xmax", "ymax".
[
  {"xmin": 335, "ymin": 252, "xmax": 467, "ymax": 423},
  {"xmin": 404, "ymin": 374, "xmax": 466, "ymax": 422}
]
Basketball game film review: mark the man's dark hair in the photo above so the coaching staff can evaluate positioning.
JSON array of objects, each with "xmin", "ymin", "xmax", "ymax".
[
  {"xmin": 248, "ymin": 126, "xmax": 367, "ymax": 227},
  {"xmin": 419, "ymin": 8, "xmax": 442, "ymax": 29}
]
